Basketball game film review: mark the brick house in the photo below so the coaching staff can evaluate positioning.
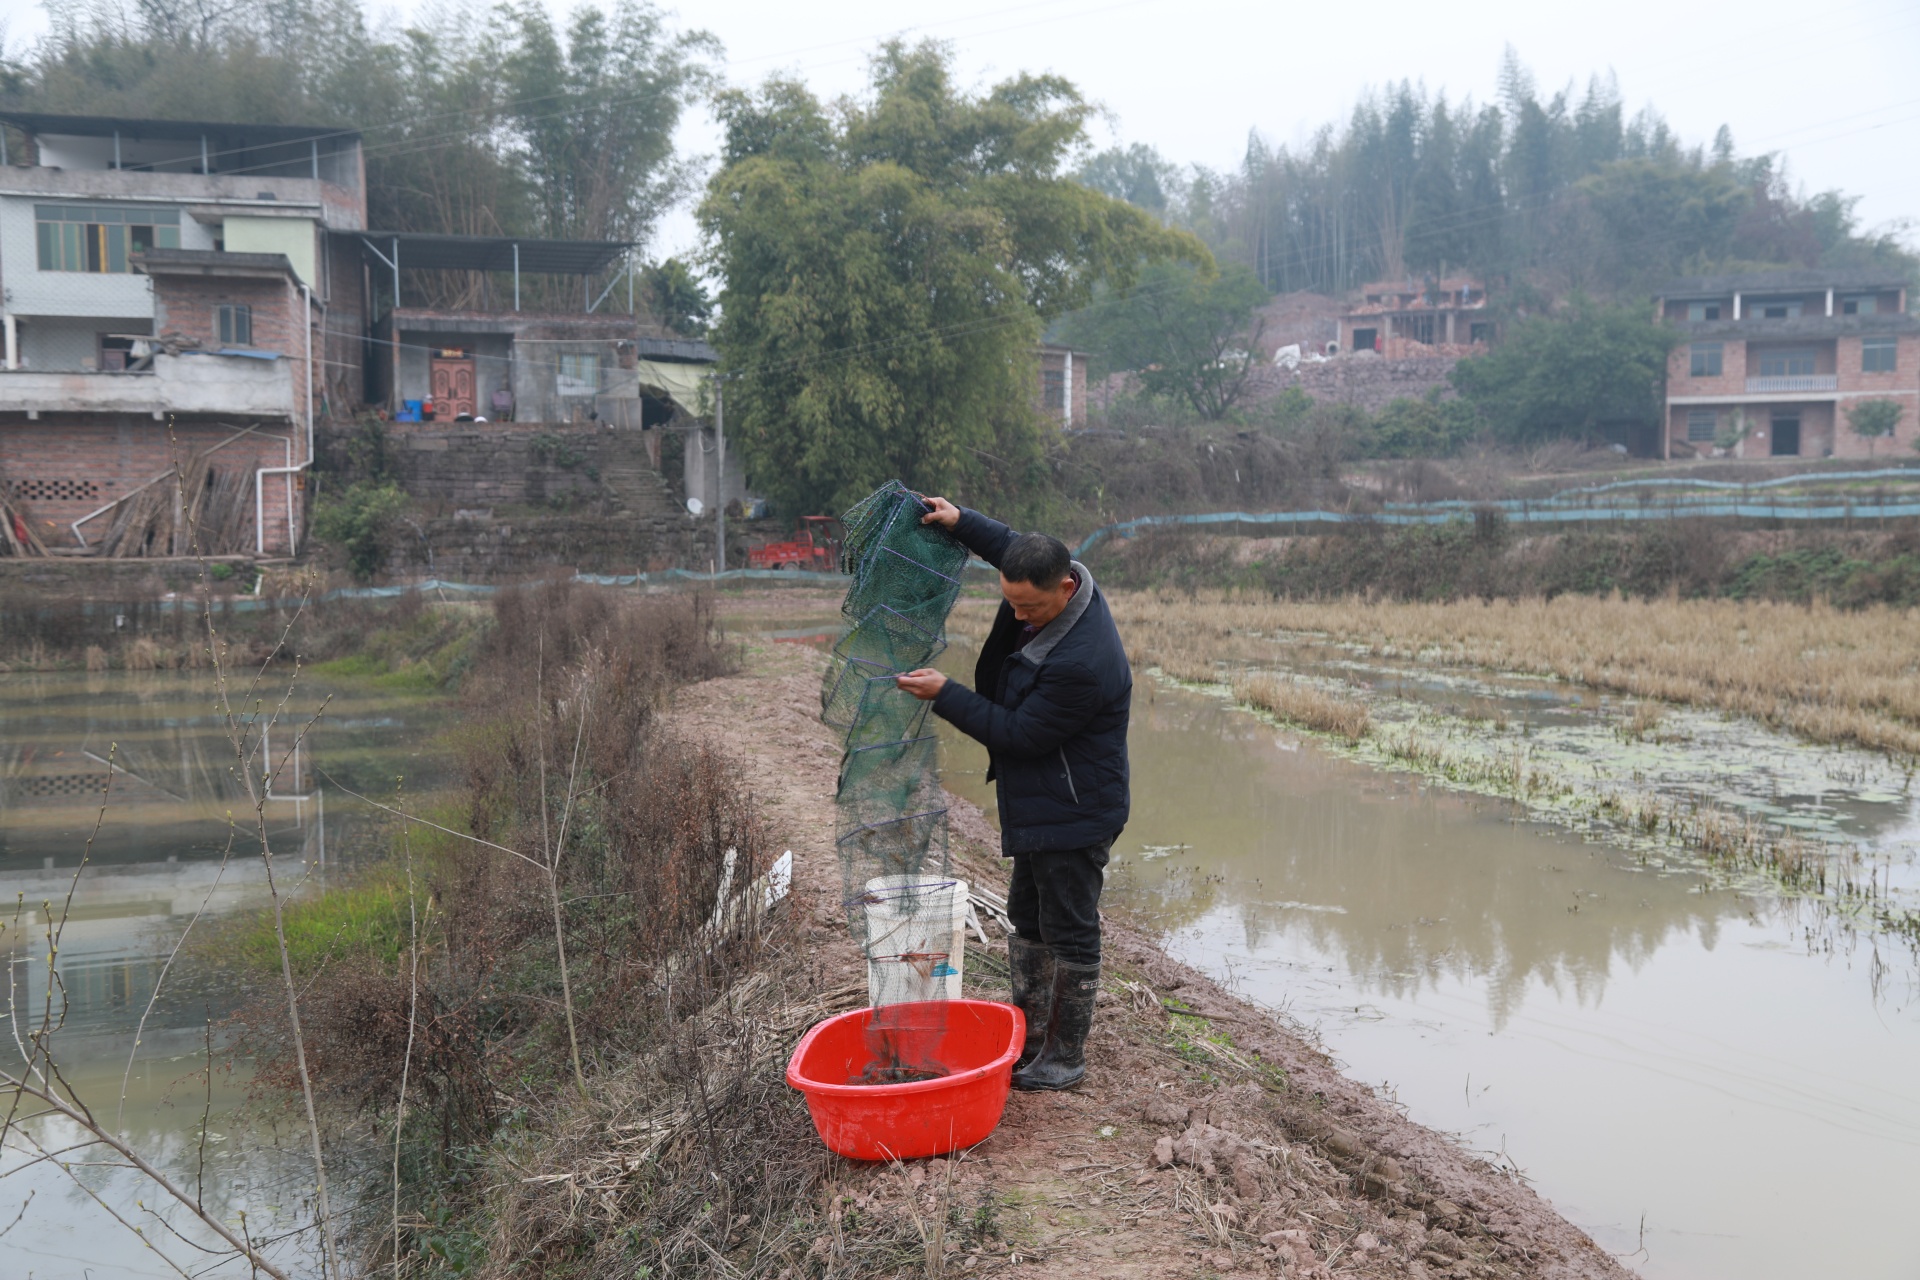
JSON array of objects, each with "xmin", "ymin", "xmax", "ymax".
[
  {"xmin": 0, "ymin": 113, "xmax": 682, "ymax": 557},
  {"xmin": 0, "ymin": 111, "xmax": 366, "ymax": 551},
  {"xmin": 1336, "ymin": 277, "xmax": 1493, "ymax": 358},
  {"xmin": 1657, "ymin": 270, "xmax": 1918, "ymax": 460}
]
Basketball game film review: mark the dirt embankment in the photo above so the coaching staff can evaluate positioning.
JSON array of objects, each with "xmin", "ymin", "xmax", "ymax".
[{"xmin": 668, "ymin": 626, "xmax": 1634, "ymax": 1280}]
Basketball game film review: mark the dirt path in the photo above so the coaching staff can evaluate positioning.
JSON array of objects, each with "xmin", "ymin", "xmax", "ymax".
[{"xmin": 667, "ymin": 619, "xmax": 1635, "ymax": 1280}]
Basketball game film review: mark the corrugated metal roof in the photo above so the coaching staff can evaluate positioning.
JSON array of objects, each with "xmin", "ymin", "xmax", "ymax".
[
  {"xmin": 135, "ymin": 248, "xmax": 299, "ymax": 278},
  {"xmin": 0, "ymin": 111, "xmax": 358, "ymax": 148},
  {"xmin": 352, "ymin": 232, "xmax": 632, "ymax": 275},
  {"xmin": 636, "ymin": 336, "xmax": 718, "ymax": 363}
]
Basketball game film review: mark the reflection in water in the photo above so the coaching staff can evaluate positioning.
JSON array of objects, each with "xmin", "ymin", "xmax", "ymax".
[
  {"xmin": 934, "ymin": 651, "xmax": 1920, "ymax": 1280},
  {"xmin": 1, "ymin": 671, "xmax": 456, "ymax": 1278},
  {"xmin": 1117, "ymin": 693, "xmax": 1741, "ymax": 1030}
]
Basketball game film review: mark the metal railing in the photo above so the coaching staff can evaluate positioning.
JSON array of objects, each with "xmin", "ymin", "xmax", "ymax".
[{"xmin": 1745, "ymin": 375, "xmax": 1837, "ymax": 392}]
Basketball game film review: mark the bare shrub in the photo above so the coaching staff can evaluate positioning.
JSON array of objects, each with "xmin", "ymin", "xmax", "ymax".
[
  {"xmin": 125, "ymin": 635, "xmax": 163, "ymax": 670},
  {"xmin": 236, "ymin": 584, "xmax": 799, "ymax": 1274}
]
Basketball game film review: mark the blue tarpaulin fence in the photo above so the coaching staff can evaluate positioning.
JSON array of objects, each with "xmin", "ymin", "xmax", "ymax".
[{"xmin": 1071, "ymin": 469, "xmax": 1920, "ymax": 557}]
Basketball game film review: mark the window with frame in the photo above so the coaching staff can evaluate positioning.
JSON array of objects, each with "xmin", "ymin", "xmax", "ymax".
[
  {"xmin": 1689, "ymin": 343, "xmax": 1723, "ymax": 377},
  {"xmin": 216, "ymin": 305, "xmax": 252, "ymax": 347},
  {"xmin": 1862, "ymin": 336, "xmax": 1897, "ymax": 373},
  {"xmin": 35, "ymin": 204, "xmax": 181, "ymax": 273},
  {"xmin": 1686, "ymin": 301, "xmax": 1723, "ymax": 322},
  {"xmin": 1042, "ymin": 369, "xmax": 1066, "ymax": 412},
  {"xmin": 1841, "ymin": 295, "xmax": 1877, "ymax": 316},
  {"xmin": 1756, "ymin": 348, "xmax": 1816, "ymax": 377},
  {"xmin": 556, "ymin": 352, "xmax": 600, "ymax": 396},
  {"xmin": 1686, "ymin": 410, "xmax": 1718, "ymax": 443},
  {"xmin": 1757, "ymin": 299, "xmax": 1802, "ymax": 320}
]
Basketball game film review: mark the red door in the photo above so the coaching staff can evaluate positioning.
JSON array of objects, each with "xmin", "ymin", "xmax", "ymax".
[{"xmin": 431, "ymin": 357, "xmax": 477, "ymax": 418}]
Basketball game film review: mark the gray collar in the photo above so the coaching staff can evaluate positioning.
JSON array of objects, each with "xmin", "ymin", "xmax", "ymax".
[{"xmin": 1016, "ymin": 560, "xmax": 1096, "ymax": 666}]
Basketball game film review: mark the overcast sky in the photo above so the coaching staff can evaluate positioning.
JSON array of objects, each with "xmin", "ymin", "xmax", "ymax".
[{"xmin": 5, "ymin": 0, "xmax": 1917, "ymax": 262}]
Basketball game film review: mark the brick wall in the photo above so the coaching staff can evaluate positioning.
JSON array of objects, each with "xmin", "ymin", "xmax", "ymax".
[
  {"xmin": 1, "ymin": 417, "xmax": 306, "ymax": 552},
  {"xmin": 154, "ymin": 274, "xmax": 299, "ymax": 354},
  {"xmin": 1665, "ymin": 331, "xmax": 1919, "ymax": 459}
]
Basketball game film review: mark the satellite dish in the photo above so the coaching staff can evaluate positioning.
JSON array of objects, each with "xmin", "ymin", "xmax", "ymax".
[{"xmin": 686, "ymin": 497, "xmax": 705, "ymax": 516}]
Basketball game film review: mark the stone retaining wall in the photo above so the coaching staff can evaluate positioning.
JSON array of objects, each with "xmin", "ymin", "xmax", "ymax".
[
  {"xmin": 1248, "ymin": 354, "xmax": 1462, "ymax": 414},
  {"xmin": 381, "ymin": 511, "xmax": 730, "ymax": 580},
  {"xmin": 335, "ymin": 422, "xmax": 682, "ymax": 513}
]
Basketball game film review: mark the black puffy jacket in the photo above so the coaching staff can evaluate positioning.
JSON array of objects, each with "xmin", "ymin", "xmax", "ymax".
[{"xmin": 931, "ymin": 508, "xmax": 1132, "ymax": 855}]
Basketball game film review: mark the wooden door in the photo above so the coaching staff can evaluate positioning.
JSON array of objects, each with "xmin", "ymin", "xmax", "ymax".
[{"xmin": 430, "ymin": 357, "xmax": 477, "ymax": 418}]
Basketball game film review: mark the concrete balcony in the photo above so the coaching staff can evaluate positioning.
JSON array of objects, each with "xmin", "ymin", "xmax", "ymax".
[
  {"xmin": 0, "ymin": 352, "xmax": 295, "ymax": 420},
  {"xmin": 1745, "ymin": 374, "xmax": 1837, "ymax": 393}
]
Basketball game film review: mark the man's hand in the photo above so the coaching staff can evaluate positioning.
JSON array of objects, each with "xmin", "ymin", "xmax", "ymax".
[
  {"xmin": 896, "ymin": 669, "xmax": 948, "ymax": 701},
  {"xmin": 918, "ymin": 496, "xmax": 961, "ymax": 528}
]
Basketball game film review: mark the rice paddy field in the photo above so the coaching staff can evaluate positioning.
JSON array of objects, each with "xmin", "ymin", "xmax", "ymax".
[{"xmin": 1096, "ymin": 591, "xmax": 1920, "ymax": 946}]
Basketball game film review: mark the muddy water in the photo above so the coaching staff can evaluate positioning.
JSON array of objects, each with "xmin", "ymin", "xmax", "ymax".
[
  {"xmin": 1, "ymin": 670, "xmax": 457, "ymax": 1278},
  {"xmin": 932, "ymin": 652, "xmax": 1920, "ymax": 1280}
]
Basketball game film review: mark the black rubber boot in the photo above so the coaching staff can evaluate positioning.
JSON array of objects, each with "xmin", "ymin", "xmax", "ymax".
[
  {"xmin": 1006, "ymin": 935, "xmax": 1055, "ymax": 1072},
  {"xmin": 1012, "ymin": 959, "xmax": 1099, "ymax": 1091}
]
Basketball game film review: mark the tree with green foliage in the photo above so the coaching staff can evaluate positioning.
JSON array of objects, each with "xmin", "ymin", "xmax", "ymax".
[
  {"xmin": 1057, "ymin": 261, "xmax": 1269, "ymax": 420},
  {"xmin": 1369, "ymin": 390, "xmax": 1483, "ymax": 457},
  {"xmin": 1084, "ymin": 52, "xmax": 1915, "ymax": 301},
  {"xmin": 640, "ymin": 259, "xmax": 712, "ymax": 336},
  {"xmin": 1847, "ymin": 399, "xmax": 1904, "ymax": 457},
  {"xmin": 1074, "ymin": 143, "xmax": 1181, "ymax": 219},
  {"xmin": 311, "ymin": 482, "xmax": 408, "ymax": 581},
  {"xmin": 1447, "ymin": 298, "xmax": 1675, "ymax": 443},
  {"xmin": 701, "ymin": 42, "xmax": 1201, "ymax": 517}
]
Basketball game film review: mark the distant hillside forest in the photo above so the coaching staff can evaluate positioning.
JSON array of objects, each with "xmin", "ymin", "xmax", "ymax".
[{"xmin": 1077, "ymin": 50, "xmax": 1916, "ymax": 302}]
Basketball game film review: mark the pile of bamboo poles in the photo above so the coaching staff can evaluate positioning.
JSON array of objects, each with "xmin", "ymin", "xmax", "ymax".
[
  {"xmin": 0, "ymin": 462, "xmax": 49, "ymax": 556},
  {"xmin": 91, "ymin": 446, "xmax": 256, "ymax": 557}
]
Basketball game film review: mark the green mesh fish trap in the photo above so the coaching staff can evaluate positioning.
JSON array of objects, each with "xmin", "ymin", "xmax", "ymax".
[{"xmin": 822, "ymin": 481, "xmax": 970, "ymax": 1002}]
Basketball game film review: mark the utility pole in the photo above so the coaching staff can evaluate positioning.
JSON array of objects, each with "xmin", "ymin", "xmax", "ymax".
[{"xmin": 713, "ymin": 375, "xmax": 727, "ymax": 573}]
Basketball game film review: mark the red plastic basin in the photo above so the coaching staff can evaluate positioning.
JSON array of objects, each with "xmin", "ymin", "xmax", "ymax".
[{"xmin": 786, "ymin": 999, "xmax": 1024, "ymax": 1161}]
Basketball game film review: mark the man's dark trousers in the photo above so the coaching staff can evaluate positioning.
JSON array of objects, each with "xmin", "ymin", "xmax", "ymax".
[{"xmin": 1006, "ymin": 843, "xmax": 1109, "ymax": 967}]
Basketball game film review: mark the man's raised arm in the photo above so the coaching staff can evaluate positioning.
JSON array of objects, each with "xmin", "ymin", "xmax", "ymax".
[{"xmin": 919, "ymin": 495, "xmax": 1016, "ymax": 569}]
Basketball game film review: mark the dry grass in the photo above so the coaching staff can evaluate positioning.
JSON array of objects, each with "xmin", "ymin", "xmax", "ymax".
[
  {"xmin": 1235, "ymin": 673, "xmax": 1370, "ymax": 742},
  {"xmin": 1111, "ymin": 591, "xmax": 1920, "ymax": 758},
  {"xmin": 1623, "ymin": 700, "xmax": 1666, "ymax": 741},
  {"xmin": 1155, "ymin": 651, "xmax": 1227, "ymax": 684}
]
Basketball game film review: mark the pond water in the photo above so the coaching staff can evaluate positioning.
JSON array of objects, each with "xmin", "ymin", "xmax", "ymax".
[
  {"xmin": 933, "ymin": 647, "xmax": 1920, "ymax": 1280},
  {"xmin": 0, "ymin": 670, "xmax": 458, "ymax": 1278}
]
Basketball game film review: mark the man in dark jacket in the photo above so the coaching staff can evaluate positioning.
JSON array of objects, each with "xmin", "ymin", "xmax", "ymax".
[{"xmin": 895, "ymin": 498, "xmax": 1131, "ymax": 1091}]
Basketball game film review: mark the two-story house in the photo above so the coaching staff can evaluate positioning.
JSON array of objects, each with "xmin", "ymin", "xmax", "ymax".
[
  {"xmin": 1657, "ymin": 270, "xmax": 1918, "ymax": 461},
  {"xmin": 0, "ymin": 111, "xmax": 368, "ymax": 552}
]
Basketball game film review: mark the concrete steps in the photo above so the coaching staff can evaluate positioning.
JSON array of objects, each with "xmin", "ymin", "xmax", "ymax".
[{"xmin": 596, "ymin": 433, "xmax": 684, "ymax": 519}]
